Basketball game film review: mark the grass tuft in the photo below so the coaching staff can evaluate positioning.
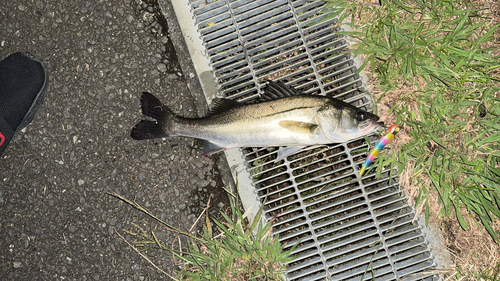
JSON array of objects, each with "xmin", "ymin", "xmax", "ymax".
[
  {"xmin": 108, "ymin": 192, "xmax": 296, "ymax": 280},
  {"xmin": 174, "ymin": 202, "xmax": 297, "ymax": 280},
  {"xmin": 324, "ymin": 0, "xmax": 500, "ymax": 242}
]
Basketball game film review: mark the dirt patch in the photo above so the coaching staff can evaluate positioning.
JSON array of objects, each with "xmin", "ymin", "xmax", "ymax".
[{"xmin": 347, "ymin": 0, "xmax": 500, "ymax": 278}]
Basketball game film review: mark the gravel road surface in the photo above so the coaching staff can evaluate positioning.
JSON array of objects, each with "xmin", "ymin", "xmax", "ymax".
[{"xmin": 0, "ymin": 0, "xmax": 230, "ymax": 279}]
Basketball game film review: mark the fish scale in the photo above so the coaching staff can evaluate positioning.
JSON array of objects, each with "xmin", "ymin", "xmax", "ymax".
[{"xmin": 131, "ymin": 81, "xmax": 383, "ymax": 160}]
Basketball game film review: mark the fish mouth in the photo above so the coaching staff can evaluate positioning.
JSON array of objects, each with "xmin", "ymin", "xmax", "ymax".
[{"xmin": 361, "ymin": 120, "xmax": 385, "ymax": 135}]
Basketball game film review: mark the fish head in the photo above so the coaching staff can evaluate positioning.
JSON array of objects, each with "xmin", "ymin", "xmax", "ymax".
[
  {"xmin": 345, "ymin": 108, "xmax": 384, "ymax": 137},
  {"xmin": 317, "ymin": 102, "xmax": 384, "ymax": 142}
]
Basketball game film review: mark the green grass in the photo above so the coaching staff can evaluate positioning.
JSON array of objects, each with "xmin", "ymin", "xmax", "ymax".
[
  {"xmin": 108, "ymin": 192, "xmax": 296, "ymax": 280},
  {"xmin": 173, "ymin": 202, "xmax": 296, "ymax": 280},
  {"xmin": 323, "ymin": 0, "xmax": 500, "ymax": 242}
]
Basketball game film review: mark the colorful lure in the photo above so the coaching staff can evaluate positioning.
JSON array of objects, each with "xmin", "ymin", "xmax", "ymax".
[{"xmin": 359, "ymin": 125, "xmax": 402, "ymax": 177}]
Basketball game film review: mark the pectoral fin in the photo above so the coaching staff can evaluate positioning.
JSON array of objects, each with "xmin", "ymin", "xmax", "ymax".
[{"xmin": 278, "ymin": 120, "xmax": 318, "ymax": 134}]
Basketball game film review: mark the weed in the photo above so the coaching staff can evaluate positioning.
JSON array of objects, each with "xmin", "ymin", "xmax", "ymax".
[
  {"xmin": 175, "ymin": 203, "xmax": 297, "ymax": 280},
  {"xmin": 323, "ymin": 0, "xmax": 500, "ymax": 242},
  {"xmin": 457, "ymin": 259, "xmax": 500, "ymax": 280},
  {"xmin": 107, "ymin": 192, "xmax": 297, "ymax": 280}
]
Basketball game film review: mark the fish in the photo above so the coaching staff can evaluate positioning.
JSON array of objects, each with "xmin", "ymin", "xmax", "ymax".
[
  {"xmin": 359, "ymin": 124, "xmax": 402, "ymax": 176},
  {"xmin": 131, "ymin": 81, "xmax": 384, "ymax": 161}
]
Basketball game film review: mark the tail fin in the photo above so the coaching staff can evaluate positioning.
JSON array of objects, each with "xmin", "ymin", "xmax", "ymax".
[
  {"xmin": 141, "ymin": 92, "xmax": 163, "ymax": 119},
  {"xmin": 130, "ymin": 120, "xmax": 164, "ymax": 140},
  {"xmin": 130, "ymin": 92, "xmax": 175, "ymax": 140}
]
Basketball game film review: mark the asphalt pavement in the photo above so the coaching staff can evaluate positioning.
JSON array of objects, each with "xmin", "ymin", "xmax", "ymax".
[{"xmin": 0, "ymin": 0, "xmax": 231, "ymax": 279}]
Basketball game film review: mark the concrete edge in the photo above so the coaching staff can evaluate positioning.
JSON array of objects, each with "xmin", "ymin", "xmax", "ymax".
[
  {"xmin": 157, "ymin": 0, "xmax": 252, "ymax": 216},
  {"xmin": 158, "ymin": 0, "xmax": 219, "ymax": 108}
]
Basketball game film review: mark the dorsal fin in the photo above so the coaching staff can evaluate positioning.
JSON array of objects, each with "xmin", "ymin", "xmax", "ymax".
[
  {"xmin": 260, "ymin": 81, "xmax": 305, "ymax": 101},
  {"xmin": 208, "ymin": 98, "xmax": 241, "ymax": 115}
]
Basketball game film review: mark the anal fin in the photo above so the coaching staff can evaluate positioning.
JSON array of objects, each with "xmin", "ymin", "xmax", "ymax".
[{"xmin": 200, "ymin": 140, "xmax": 225, "ymax": 156}]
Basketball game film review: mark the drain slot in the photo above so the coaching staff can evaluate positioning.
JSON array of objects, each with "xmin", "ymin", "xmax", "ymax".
[{"xmin": 169, "ymin": 0, "xmax": 440, "ymax": 280}]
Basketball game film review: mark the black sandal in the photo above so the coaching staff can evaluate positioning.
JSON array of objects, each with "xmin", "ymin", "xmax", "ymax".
[{"xmin": 0, "ymin": 52, "xmax": 49, "ymax": 156}]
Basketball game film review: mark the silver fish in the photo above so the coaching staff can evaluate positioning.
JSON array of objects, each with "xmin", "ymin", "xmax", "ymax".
[{"xmin": 131, "ymin": 81, "xmax": 383, "ymax": 160}]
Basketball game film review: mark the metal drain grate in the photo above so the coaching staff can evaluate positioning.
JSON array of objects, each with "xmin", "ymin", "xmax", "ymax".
[
  {"xmin": 172, "ymin": 0, "xmax": 440, "ymax": 280},
  {"xmin": 191, "ymin": 0, "xmax": 367, "ymax": 103}
]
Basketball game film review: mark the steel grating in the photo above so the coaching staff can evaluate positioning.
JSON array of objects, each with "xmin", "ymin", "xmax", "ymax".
[{"xmin": 176, "ymin": 0, "xmax": 440, "ymax": 280}]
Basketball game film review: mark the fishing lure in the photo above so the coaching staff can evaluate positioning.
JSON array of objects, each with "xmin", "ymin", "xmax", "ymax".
[{"xmin": 359, "ymin": 125, "xmax": 401, "ymax": 177}]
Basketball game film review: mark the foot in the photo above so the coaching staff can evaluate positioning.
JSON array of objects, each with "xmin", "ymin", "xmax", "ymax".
[{"xmin": 0, "ymin": 52, "xmax": 49, "ymax": 156}]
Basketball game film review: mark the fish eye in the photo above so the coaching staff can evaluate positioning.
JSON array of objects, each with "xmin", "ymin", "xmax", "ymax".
[{"xmin": 356, "ymin": 112, "xmax": 365, "ymax": 121}]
